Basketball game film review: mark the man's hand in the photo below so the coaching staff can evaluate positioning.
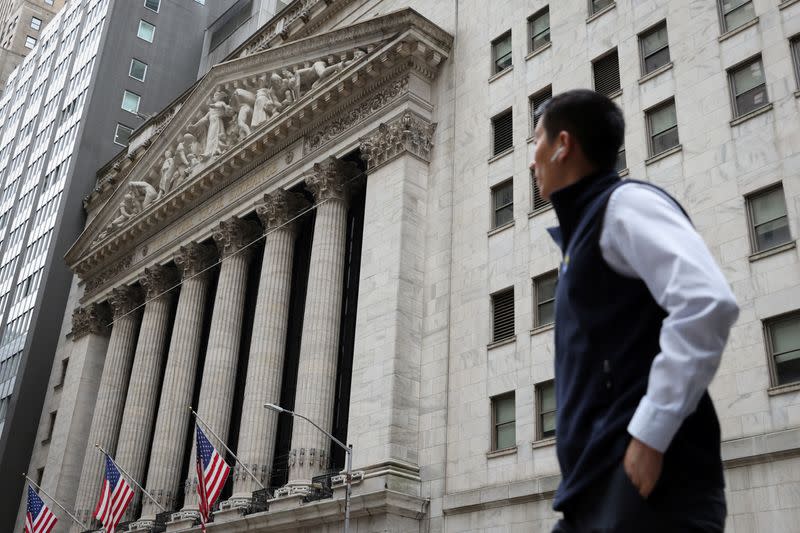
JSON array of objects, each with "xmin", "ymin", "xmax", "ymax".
[{"xmin": 623, "ymin": 437, "xmax": 663, "ymax": 499}]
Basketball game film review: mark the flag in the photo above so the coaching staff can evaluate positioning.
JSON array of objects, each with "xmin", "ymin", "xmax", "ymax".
[
  {"xmin": 93, "ymin": 454, "xmax": 134, "ymax": 533},
  {"xmin": 24, "ymin": 485, "xmax": 57, "ymax": 533},
  {"xmin": 195, "ymin": 424, "xmax": 231, "ymax": 531}
]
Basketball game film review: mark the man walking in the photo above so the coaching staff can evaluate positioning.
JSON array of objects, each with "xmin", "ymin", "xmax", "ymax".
[{"xmin": 530, "ymin": 89, "xmax": 739, "ymax": 532}]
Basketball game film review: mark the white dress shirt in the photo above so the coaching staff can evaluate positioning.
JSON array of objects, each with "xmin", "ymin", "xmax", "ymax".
[{"xmin": 599, "ymin": 183, "xmax": 740, "ymax": 453}]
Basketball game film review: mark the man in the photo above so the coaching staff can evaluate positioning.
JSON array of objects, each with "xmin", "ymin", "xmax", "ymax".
[{"xmin": 530, "ymin": 89, "xmax": 739, "ymax": 532}]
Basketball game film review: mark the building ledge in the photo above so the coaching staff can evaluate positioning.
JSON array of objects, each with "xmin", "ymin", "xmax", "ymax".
[
  {"xmin": 607, "ymin": 88, "xmax": 622, "ymax": 100},
  {"xmin": 586, "ymin": 3, "xmax": 616, "ymax": 24},
  {"xmin": 730, "ymin": 103, "xmax": 773, "ymax": 127},
  {"xmin": 617, "ymin": 168, "xmax": 629, "ymax": 178},
  {"xmin": 488, "ymin": 221, "xmax": 514, "ymax": 237},
  {"xmin": 443, "ymin": 474, "xmax": 561, "ymax": 516},
  {"xmin": 489, "ymin": 65, "xmax": 513, "ymax": 84},
  {"xmin": 488, "ymin": 147, "xmax": 514, "ymax": 163},
  {"xmin": 748, "ymin": 240, "xmax": 795, "ymax": 262},
  {"xmin": 529, "ymin": 323, "xmax": 554, "ymax": 336},
  {"xmin": 528, "ymin": 204, "xmax": 553, "ymax": 218},
  {"xmin": 718, "ymin": 17, "xmax": 759, "ymax": 43},
  {"xmin": 645, "ymin": 144, "xmax": 682, "ymax": 166},
  {"xmin": 779, "ymin": 0, "xmax": 800, "ymax": 10},
  {"xmin": 795, "ymin": 90, "xmax": 800, "ymax": 99},
  {"xmin": 531, "ymin": 437, "xmax": 556, "ymax": 449},
  {"xmin": 722, "ymin": 427, "xmax": 800, "ymax": 468},
  {"xmin": 487, "ymin": 336, "xmax": 516, "ymax": 350},
  {"xmin": 767, "ymin": 381, "xmax": 800, "ymax": 396},
  {"xmin": 638, "ymin": 62, "xmax": 673, "ymax": 85},
  {"xmin": 487, "ymin": 446, "xmax": 517, "ymax": 459},
  {"xmin": 525, "ymin": 41, "xmax": 552, "ymax": 61}
]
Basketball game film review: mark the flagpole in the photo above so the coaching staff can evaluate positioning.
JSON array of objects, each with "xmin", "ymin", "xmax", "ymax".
[
  {"xmin": 22, "ymin": 473, "xmax": 88, "ymax": 530},
  {"xmin": 188, "ymin": 406, "xmax": 265, "ymax": 490},
  {"xmin": 94, "ymin": 444, "xmax": 166, "ymax": 512}
]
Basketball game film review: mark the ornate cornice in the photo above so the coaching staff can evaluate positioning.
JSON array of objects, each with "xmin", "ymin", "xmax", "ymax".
[
  {"xmin": 212, "ymin": 218, "xmax": 261, "ymax": 259},
  {"xmin": 108, "ymin": 285, "xmax": 144, "ymax": 319},
  {"xmin": 139, "ymin": 264, "xmax": 179, "ymax": 300},
  {"xmin": 84, "ymin": 254, "xmax": 134, "ymax": 295},
  {"xmin": 174, "ymin": 242, "xmax": 217, "ymax": 278},
  {"xmin": 71, "ymin": 303, "xmax": 112, "ymax": 339},
  {"xmin": 256, "ymin": 189, "xmax": 309, "ymax": 231},
  {"xmin": 359, "ymin": 111, "xmax": 436, "ymax": 170},
  {"xmin": 306, "ymin": 157, "xmax": 359, "ymax": 202}
]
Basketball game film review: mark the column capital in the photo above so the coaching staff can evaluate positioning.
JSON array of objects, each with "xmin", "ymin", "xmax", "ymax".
[
  {"xmin": 139, "ymin": 264, "xmax": 179, "ymax": 300},
  {"xmin": 108, "ymin": 285, "xmax": 144, "ymax": 318},
  {"xmin": 174, "ymin": 242, "xmax": 216, "ymax": 277},
  {"xmin": 71, "ymin": 303, "xmax": 112, "ymax": 339},
  {"xmin": 359, "ymin": 111, "xmax": 436, "ymax": 171},
  {"xmin": 306, "ymin": 157, "xmax": 359, "ymax": 203},
  {"xmin": 212, "ymin": 217, "xmax": 260, "ymax": 258},
  {"xmin": 256, "ymin": 189, "xmax": 309, "ymax": 231}
]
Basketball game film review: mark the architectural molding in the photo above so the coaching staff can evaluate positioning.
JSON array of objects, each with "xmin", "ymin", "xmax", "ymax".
[
  {"xmin": 212, "ymin": 218, "xmax": 261, "ymax": 258},
  {"xmin": 306, "ymin": 156, "xmax": 359, "ymax": 202},
  {"xmin": 256, "ymin": 189, "xmax": 309, "ymax": 231},
  {"xmin": 139, "ymin": 264, "xmax": 179, "ymax": 300},
  {"xmin": 71, "ymin": 303, "xmax": 112, "ymax": 339},
  {"xmin": 173, "ymin": 242, "xmax": 216, "ymax": 278},
  {"xmin": 359, "ymin": 110, "xmax": 436, "ymax": 170},
  {"xmin": 108, "ymin": 285, "xmax": 144, "ymax": 318}
]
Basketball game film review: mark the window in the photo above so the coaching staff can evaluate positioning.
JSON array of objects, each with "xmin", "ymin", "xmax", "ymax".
[
  {"xmin": 593, "ymin": 49, "xmax": 620, "ymax": 97},
  {"xmin": 765, "ymin": 312, "xmax": 800, "ymax": 386},
  {"xmin": 492, "ymin": 31, "xmax": 512, "ymax": 74},
  {"xmin": 533, "ymin": 271, "xmax": 557, "ymax": 328},
  {"xmin": 531, "ymin": 171, "xmax": 550, "ymax": 212},
  {"xmin": 529, "ymin": 85, "xmax": 552, "ymax": 135},
  {"xmin": 137, "ymin": 20, "xmax": 155, "ymax": 42},
  {"xmin": 129, "ymin": 58, "xmax": 147, "ymax": 81},
  {"xmin": 615, "ymin": 145, "xmax": 627, "ymax": 173},
  {"xmin": 746, "ymin": 184, "xmax": 792, "ymax": 253},
  {"xmin": 144, "ymin": 0, "xmax": 160, "ymax": 12},
  {"xmin": 492, "ymin": 109, "xmax": 513, "ymax": 156},
  {"xmin": 114, "ymin": 123, "xmax": 133, "ymax": 146},
  {"xmin": 590, "ymin": 0, "xmax": 614, "ymax": 15},
  {"xmin": 718, "ymin": 0, "xmax": 755, "ymax": 33},
  {"xmin": 492, "ymin": 180, "xmax": 513, "ymax": 228},
  {"xmin": 729, "ymin": 56, "xmax": 768, "ymax": 118},
  {"xmin": 121, "ymin": 91, "xmax": 141, "ymax": 114},
  {"xmin": 639, "ymin": 21, "xmax": 670, "ymax": 75},
  {"xmin": 55, "ymin": 358, "xmax": 68, "ymax": 388},
  {"xmin": 536, "ymin": 380, "xmax": 557, "ymax": 440},
  {"xmin": 528, "ymin": 7, "xmax": 550, "ymax": 53},
  {"xmin": 491, "ymin": 288, "xmax": 515, "ymax": 343},
  {"xmin": 45, "ymin": 0, "xmax": 54, "ymax": 4},
  {"xmin": 792, "ymin": 36, "xmax": 800, "ymax": 89},
  {"xmin": 492, "ymin": 392, "xmax": 516, "ymax": 450},
  {"xmin": 24, "ymin": 35, "xmax": 36, "ymax": 48},
  {"xmin": 646, "ymin": 99, "xmax": 679, "ymax": 156},
  {"xmin": 43, "ymin": 411, "xmax": 56, "ymax": 442},
  {"xmin": 30, "ymin": 17, "xmax": 41, "ymax": 31},
  {"xmin": 35, "ymin": 467, "xmax": 44, "ymax": 486}
]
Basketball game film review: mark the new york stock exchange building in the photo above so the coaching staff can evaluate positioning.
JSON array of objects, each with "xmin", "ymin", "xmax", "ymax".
[{"xmin": 19, "ymin": 0, "xmax": 800, "ymax": 532}]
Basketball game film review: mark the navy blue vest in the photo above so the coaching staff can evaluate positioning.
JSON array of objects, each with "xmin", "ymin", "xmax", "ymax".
[{"xmin": 548, "ymin": 171, "xmax": 723, "ymax": 511}]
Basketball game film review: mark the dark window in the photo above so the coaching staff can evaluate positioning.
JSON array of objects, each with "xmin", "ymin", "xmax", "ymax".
[
  {"xmin": 646, "ymin": 99, "xmax": 679, "ymax": 156},
  {"xmin": 534, "ymin": 271, "xmax": 557, "ymax": 328},
  {"xmin": 792, "ymin": 36, "xmax": 800, "ymax": 89},
  {"xmin": 528, "ymin": 7, "xmax": 550, "ymax": 53},
  {"xmin": 492, "ymin": 392, "xmax": 516, "ymax": 450},
  {"xmin": 593, "ymin": 49, "xmax": 621, "ymax": 97},
  {"xmin": 615, "ymin": 145, "xmax": 627, "ymax": 173},
  {"xmin": 729, "ymin": 56, "xmax": 768, "ymax": 118},
  {"xmin": 590, "ymin": 0, "xmax": 614, "ymax": 15},
  {"xmin": 536, "ymin": 380, "xmax": 557, "ymax": 439},
  {"xmin": 492, "ymin": 109, "xmax": 513, "ymax": 156},
  {"xmin": 530, "ymin": 170, "xmax": 551, "ymax": 212},
  {"xmin": 144, "ymin": 0, "xmax": 160, "ymax": 12},
  {"xmin": 719, "ymin": 0, "xmax": 755, "ymax": 33},
  {"xmin": 492, "ymin": 31, "xmax": 512, "ymax": 74},
  {"xmin": 529, "ymin": 85, "xmax": 552, "ymax": 135},
  {"xmin": 114, "ymin": 123, "xmax": 133, "ymax": 146},
  {"xmin": 746, "ymin": 184, "xmax": 792, "ymax": 253},
  {"xmin": 765, "ymin": 312, "xmax": 800, "ymax": 386},
  {"xmin": 129, "ymin": 58, "xmax": 147, "ymax": 81},
  {"xmin": 55, "ymin": 358, "xmax": 68, "ymax": 388},
  {"xmin": 639, "ymin": 21, "xmax": 670, "ymax": 75},
  {"xmin": 491, "ymin": 288, "xmax": 515, "ymax": 343},
  {"xmin": 492, "ymin": 180, "xmax": 513, "ymax": 228},
  {"xmin": 43, "ymin": 411, "xmax": 56, "ymax": 442}
]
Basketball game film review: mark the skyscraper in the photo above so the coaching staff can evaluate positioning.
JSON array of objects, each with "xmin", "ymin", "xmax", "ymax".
[{"xmin": 0, "ymin": 0, "xmax": 65, "ymax": 90}]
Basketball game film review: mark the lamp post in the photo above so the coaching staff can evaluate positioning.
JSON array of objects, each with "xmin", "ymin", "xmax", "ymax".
[{"xmin": 264, "ymin": 403, "xmax": 352, "ymax": 533}]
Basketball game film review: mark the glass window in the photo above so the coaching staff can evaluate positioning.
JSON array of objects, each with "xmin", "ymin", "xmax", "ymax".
[
  {"xmin": 529, "ymin": 85, "xmax": 552, "ymax": 135},
  {"xmin": 492, "ymin": 180, "xmax": 513, "ymax": 228},
  {"xmin": 747, "ymin": 184, "xmax": 791, "ymax": 253},
  {"xmin": 730, "ymin": 56, "xmax": 768, "ymax": 117},
  {"xmin": 766, "ymin": 313, "xmax": 800, "ymax": 386},
  {"xmin": 719, "ymin": 0, "xmax": 756, "ymax": 33},
  {"xmin": 491, "ymin": 288, "xmax": 515, "ymax": 343},
  {"xmin": 615, "ymin": 145, "xmax": 627, "ymax": 173},
  {"xmin": 129, "ymin": 58, "xmax": 147, "ymax": 81},
  {"xmin": 534, "ymin": 271, "xmax": 557, "ymax": 328},
  {"xmin": 144, "ymin": 0, "xmax": 160, "ymax": 12},
  {"xmin": 114, "ymin": 123, "xmax": 133, "ymax": 146},
  {"xmin": 121, "ymin": 91, "xmax": 141, "ymax": 114},
  {"xmin": 528, "ymin": 7, "xmax": 550, "ymax": 53},
  {"xmin": 492, "ymin": 109, "xmax": 513, "ymax": 156},
  {"xmin": 590, "ymin": 0, "xmax": 614, "ymax": 15},
  {"xmin": 492, "ymin": 392, "xmax": 516, "ymax": 450},
  {"xmin": 492, "ymin": 31, "xmax": 512, "ymax": 74},
  {"xmin": 639, "ymin": 21, "xmax": 670, "ymax": 75},
  {"xmin": 536, "ymin": 380, "xmax": 557, "ymax": 439},
  {"xmin": 137, "ymin": 20, "xmax": 155, "ymax": 42},
  {"xmin": 593, "ymin": 49, "xmax": 620, "ymax": 97},
  {"xmin": 24, "ymin": 35, "xmax": 36, "ymax": 48},
  {"xmin": 30, "ymin": 17, "xmax": 41, "ymax": 31},
  {"xmin": 646, "ymin": 100, "xmax": 679, "ymax": 156}
]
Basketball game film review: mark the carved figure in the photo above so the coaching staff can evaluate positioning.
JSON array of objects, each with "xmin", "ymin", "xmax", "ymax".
[
  {"xmin": 233, "ymin": 88, "xmax": 254, "ymax": 140},
  {"xmin": 129, "ymin": 180, "xmax": 159, "ymax": 209},
  {"xmin": 159, "ymin": 150, "xmax": 176, "ymax": 195},
  {"xmin": 188, "ymin": 90, "xmax": 233, "ymax": 159}
]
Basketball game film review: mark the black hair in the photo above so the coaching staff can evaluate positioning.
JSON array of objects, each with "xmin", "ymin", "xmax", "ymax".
[{"xmin": 536, "ymin": 89, "xmax": 625, "ymax": 172}]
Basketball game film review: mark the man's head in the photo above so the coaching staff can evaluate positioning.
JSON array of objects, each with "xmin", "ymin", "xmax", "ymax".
[{"xmin": 529, "ymin": 89, "xmax": 624, "ymax": 200}]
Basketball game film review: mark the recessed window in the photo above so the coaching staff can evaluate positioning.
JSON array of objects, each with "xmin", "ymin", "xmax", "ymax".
[
  {"xmin": 529, "ymin": 85, "xmax": 552, "ymax": 136},
  {"xmin": 528, "ymin": 7, "xmax": 550, "ymax": 54},
  {"xmin": 137, "ymin": 20, "xmax": 155, "ymax": 42},
  {"xmin": 590, "ymin": 0, "xmax": 614, "ymax": 15},
  {"xmin": 615, "ymin": 145, "xmax": 627, "ymax": 173},
  {"xmin": 492, "ymin": 180, "xmax": 513, "ymax": 228},
  {"xmin": 729, "ymin": 56, "xmax": 768, "ymax": 118},
  {"xmin": 492, "ymin": 109, "xmax": 513, "ymax": 156},
  {"xmin": 492, "ymin": 392, "xmax": 516, "ymax": 451},
  {"xmin": 792, "ymin": 36, "xmax": 800, "ymax": 90},
  {"xmin": 765, "ymin": 312, "xmax": 800, "ymax": 386},
  {"xmin": 593, "ymin": 49, "xmax": 620, "ymax": 97},
  {"xmin": 746, "ymin": 184, "xmax": 792, "ymax": 253},
  {"xmin": 35, "ymin": 467, "xmax": 44, "ymax": 486},
  {"xmin": 492, "ymin": 31, "xmax": 512, "ymax": 74},
  {"xmin": 533, "ymin": 271, "xmax": 557, "ymax": 328},
  {"xmin": 114, "ymin": 123, "xmax": 133, "ymax": 146},
  {"xmin": 56, "ymin": 358, "xmax": 68, "ymax": 387},
  {"xmin": 530, "ymin": 171, "xmax": 551, "ymax": 212},
  {"xmin": 491, "ymin": 287, "xmax": 515, "ymax": 343},
  {"xmin": 43, "ymin": 410, "xmax": 56, "ymax": 442},
  {"xmin": 639, "ymin": 21, "xmax": 670, "ymax": 75},
  {"xmin": 129, "ymin": 58, "xmax": 147, "ymax": 81},
  {"xmin": 30, "ymin": 17, "xmax": 41, "ymax": 31},
  {"xmin": 646, "ymin": 99, "xmax": 679, "ymax": 157},
  {"xmin": 536, "ymin": 380, "xmax": 557, "ymax": 440},
  {"xmin": 718, "ymin": 0, "xmax": 756, "ymax": 33},
  {"xmin": 121, "ymin": 91, "xmax": 141, "ymax": 114},
  {"xmin": 24, "ymin": 35, "xmax": 36, "ymax": 48},
  {"xmin": 144, "ymin": 0, "xmax": 160, "ymax": 12}
]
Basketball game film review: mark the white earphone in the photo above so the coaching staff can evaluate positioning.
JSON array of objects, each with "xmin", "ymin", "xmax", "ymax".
[{"xmin": 550, "ymin": 146, "xmax": 564, "ymax": 163}]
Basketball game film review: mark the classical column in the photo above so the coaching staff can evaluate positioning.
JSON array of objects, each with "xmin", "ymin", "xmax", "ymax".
[
  {"xmin": 114, "ymin": 265, "xmax": 178, "ymax": 521},
  {"xmin": 139, "ymin": 243, "xmax": 216, "ymax": 522},
  {"xmin": 72, "ymin": 286, "xmax": 143, "ymax": 528},
  {"xmin": 228, "ymin": 190, "xmax": 307, "ymax": 504},
  {"xmin": 286, "ymin": 158, "xmax": 355, "ymax": 488},
  {"xmin": 181, "ymin": 217, "xmax": 259, "ymax": 511}
]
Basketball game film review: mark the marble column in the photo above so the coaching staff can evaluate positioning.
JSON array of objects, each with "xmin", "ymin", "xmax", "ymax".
[
  {"xmin": 181, "ymin": 217, "xmax": 260, "ymax": 510},
  {"xmin": 114, "ymin": 265, "xmax": 178, "ymax": 521},
  {"xmin": 139, "ymin": 243, "xmax": 216, "ymax": 522},
  {"xmin": 287, "ymin": 158, "xmax": 355, "ymax": 487},
  {"xmin": 228, "ymin": 190, "xmax": 307, "ymax": 504},
  {"xmin": 72, "ymin": 286, "xmax": 143, "ymax": 528}
]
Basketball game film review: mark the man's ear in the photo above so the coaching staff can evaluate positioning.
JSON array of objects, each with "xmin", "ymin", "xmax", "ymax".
[{"xmin": 557, "ymin": 130, "xmax": 572, "ymax": 158}]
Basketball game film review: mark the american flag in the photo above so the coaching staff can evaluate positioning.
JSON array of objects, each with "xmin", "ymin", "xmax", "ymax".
[
  {"xmin": 93, "ymin": 454, "xmax": 134, "ymax": 533},
  {"xmin": 195, "ymin": 424, "xmax": 230, "ymax": 532},
  {"xmin": 24, "ymin": 485, "xmax": 56, "ymax": 533}
]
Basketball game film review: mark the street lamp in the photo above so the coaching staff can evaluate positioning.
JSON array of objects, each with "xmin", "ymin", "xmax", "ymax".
[{"xmin": 264, "ymin": 403, "xmax": 353, "ymax": 533}]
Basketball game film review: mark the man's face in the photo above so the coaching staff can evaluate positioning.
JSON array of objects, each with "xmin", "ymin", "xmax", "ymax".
[{"xmin": 530, "ymin": 120, "xmax": 561, "ymax": 200}]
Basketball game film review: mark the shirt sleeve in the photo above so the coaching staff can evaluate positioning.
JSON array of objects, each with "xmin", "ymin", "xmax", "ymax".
[{"xmin": 599, "ymin": 184, "xmax": 740, "ymax": 453}]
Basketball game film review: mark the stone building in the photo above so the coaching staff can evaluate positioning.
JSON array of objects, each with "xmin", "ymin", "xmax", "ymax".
[
  {"xmin": 0, "ymin": 0, "xmax": 65, "ymax": 90},
  {"xmin": 18, "ymin": 0, "xmax": 800, "ymax": 532}
]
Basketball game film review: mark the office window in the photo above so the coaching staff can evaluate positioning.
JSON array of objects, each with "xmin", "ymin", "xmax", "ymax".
[
  {"xmin": 492, "ymin": 31, "xmax": 512, "ymax": 74},
  {"xmin": 528, "ymin": 7, "xmax": 550, "ymax": 53},
  {"xmin": 593, "ymin": 49, "xmax": 620, "ymax": 97},
  {"xmin": 639, "ymin": 21, "xmax": 670, "ymax": 75},
  {"xmin": 24, "ymin": 35, "xmax": 36, "ymax": 48},
  {"xmin": 30, "ymin": 16, "xmax": 41, "ymax": 31},
  {"xmin": 729, "ymin": 56, "xmax": 768, "ymax": 118},
  {"xmin": 529, "ymin": 85, "xmax": 552, "ymax": 135},
  {"xmin": 646, "ymin": 99, "xmax": 679, "ymax": 156},
  {"xmin": 534, "ymin": 270, "xmax": 557, "ymax": 328},
  {"xmin": 121, "ymin": 91, "xmax": 141, "ymax": 114},
  {"xmin": 491, "ymin": 288, "xmax": 515, "ymax": 343},
  {"xmin": 536, "ymin": 380, "xmax": 557, "ymax": 440},
  {"xmin": 492, "ymin": 180, "xmax": 513, "ymax": 228},
  {"xmin": 129, "ymin": 58, "xmax": 147, "ymax": 81},
  {"xmin": 765, "ymin": 312, "xmax": 800, "ymax": 386},
  {"xmin": 746, "ymin": 184, "xmax": 791, "ymax": 253},
  {"xmin": 615, "ymin": 145, "xmax": 627, "ymax": 173},
  {"xmin": 144, "ymin": 0, "xmax": 160, "ymax": 12},
  {"xmin": 530, "ymin": 171, "xmax": 550, "ymax": 212},
  {"xmin": 114, "ymin": 124, "xmax": 133, "ymax": 146},
  {"xmin": 719, "ymin": 0, "xmax": 755, "ymax": 33},
  {"xmin": 492, "ymin": 392, "xmax": 516, "ymax": 450},
  {"xmin": 590, "ymin": 0, "xmax": 614, "ymax": 15},
  {"xmin": 492, "ymin": 109, "xmax": 513, "ymax": 156},
  {"xmin": 137, "ymin": 20, "xmax": 155, "ymax": 42}
]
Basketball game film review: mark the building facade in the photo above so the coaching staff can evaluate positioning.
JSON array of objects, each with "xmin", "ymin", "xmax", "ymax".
[{"xmin": 18, "ymin": 0, "xmax": 800, "ymax": 532}]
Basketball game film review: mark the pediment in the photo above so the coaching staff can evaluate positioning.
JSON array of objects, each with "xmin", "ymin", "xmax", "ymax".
[{"xmin": 66, "ymin": 8, "xmax": 452, "ymax": 281}]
